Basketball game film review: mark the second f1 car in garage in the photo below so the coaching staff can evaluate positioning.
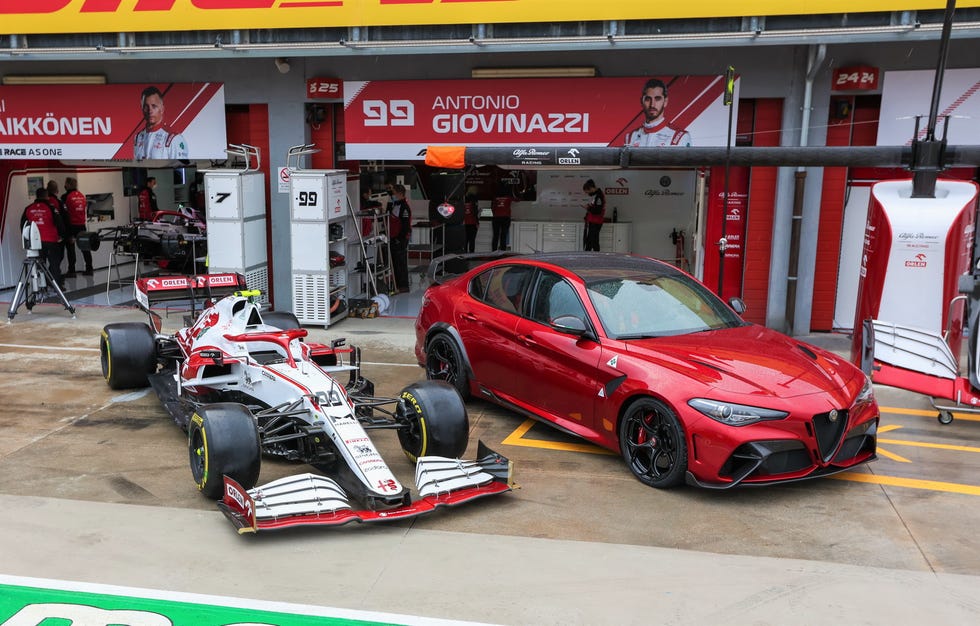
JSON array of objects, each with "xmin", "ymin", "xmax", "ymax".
[
  {"xmin": 99, "ymin": 273, "xmax": 512, "ymax": 532},
  {"xmin": 416, "ymin": 252, "xmax": 879, "ymax": 490}
]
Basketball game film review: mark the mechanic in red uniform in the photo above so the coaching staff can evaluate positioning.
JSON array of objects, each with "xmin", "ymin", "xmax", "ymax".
[
  {"xmin": 138, "ymin": 177, "xmax": 158, "ymax": 220},
  {"xmin": 20, "ymin": 187, "xmax": 66, "ymax": 288},
  {"xmin": 582, "ymin": 179, "xmax": 606, "ymax": 251},
  {"xmin": 63, "ymin": 177, "xmax": 94, "ymax": 276},
  {"xmin": 45, "ymin": 180, "xmax": 72, "ymax": 277},
  {"xmin": 463, "ymin": 188, "xmax": 480, "ymax": 252},
  {"xmin": 491, "ymin": 190, "xmax": 514, "ymax": 251},
  {"xmin": 387, "ymin": 184, "xmax": 412, "ymax": 293}
]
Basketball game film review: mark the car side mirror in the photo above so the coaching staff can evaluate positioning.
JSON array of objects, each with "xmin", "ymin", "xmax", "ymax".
[
  {"xmin": 728, "ymin": 297, "xmax": 746, "ymax": 315},
  {"xmin": 552, "ymin": 315, "xmax": 591, "ymax": 337}
]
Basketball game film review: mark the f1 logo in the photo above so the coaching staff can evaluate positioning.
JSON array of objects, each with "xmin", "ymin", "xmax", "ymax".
[{"xmin": 363, "ymin": 99, "xmax": 415, "ymax": 126}]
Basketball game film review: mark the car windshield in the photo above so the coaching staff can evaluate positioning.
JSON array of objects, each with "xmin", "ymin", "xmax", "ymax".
[{"xmin": 586, "ymin": 272, "xmax": 745, "ymax": 339}]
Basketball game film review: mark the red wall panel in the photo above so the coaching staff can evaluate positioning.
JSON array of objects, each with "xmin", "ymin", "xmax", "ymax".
[
  {"xmin": 810, "ymin": 98, "xmax": 853, "ymax": 330},
  {"xmin": 741, "ymin": 98, "xmax": 782, "ymax": 325}
]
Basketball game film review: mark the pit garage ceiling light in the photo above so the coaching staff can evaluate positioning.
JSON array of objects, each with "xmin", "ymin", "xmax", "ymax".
[
  {"xmin": 2, "ymin": 75, "xmax": 107, "ymax": 85},
  {"xmin": 471, "ymin": 67, "xmax": 596, "ymax": 79}
]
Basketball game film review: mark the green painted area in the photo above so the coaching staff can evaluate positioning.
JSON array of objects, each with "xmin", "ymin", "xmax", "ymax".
[{"xmin": 0, "ymin": 584, "xmax": 399, "ymax": 626}]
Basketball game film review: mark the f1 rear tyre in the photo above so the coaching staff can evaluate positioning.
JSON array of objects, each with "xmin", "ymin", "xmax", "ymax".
[
  {"xmin": 397, "ymin": 380, "xmax": 469, "ymax": 462},
  {"xmin": 188, "ymin": 403, "xmax": 261, "ymax": 500},
  {"xmin": 100, "ymin": 323, "xmax": 157, "ymax": 389}
]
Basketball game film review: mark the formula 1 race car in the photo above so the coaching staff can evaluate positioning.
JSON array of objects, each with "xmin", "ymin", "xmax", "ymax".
[
  {"xmin": 79, "ymin": 211, "xmax": 207, "ymax": 274},
  {"xmin": 98, "ymin": 273, "xmax": 512, "ymax": 532}
]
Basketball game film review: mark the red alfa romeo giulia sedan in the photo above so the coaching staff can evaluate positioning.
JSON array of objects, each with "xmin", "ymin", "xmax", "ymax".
[{"xmin": 414, "ymin": 252, "xmax": 878, "ymax": 489}]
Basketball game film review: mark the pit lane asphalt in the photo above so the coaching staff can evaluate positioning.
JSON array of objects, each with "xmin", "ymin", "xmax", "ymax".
[{"xmin": 2, "ymin": 301, "xmax": 980, "ymax": 624}]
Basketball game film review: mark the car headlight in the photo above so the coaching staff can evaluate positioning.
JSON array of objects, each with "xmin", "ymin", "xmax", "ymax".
[
  {"xmin": 854, "ymin": 375, "xmax": 874, "ymax": 406},
  {"xmin": 688, "ymin": 398, "xmax": 789, "ymax": 427}
]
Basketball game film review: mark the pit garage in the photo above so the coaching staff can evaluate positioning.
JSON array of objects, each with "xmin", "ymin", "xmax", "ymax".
[{"xmin": 2, "ymin": 299, "xmax": 980, "ymax": 623}]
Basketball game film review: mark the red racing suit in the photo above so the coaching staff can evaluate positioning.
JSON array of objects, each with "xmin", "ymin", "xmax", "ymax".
[{"xmin": 625, "ymin": 119, "xmax": 693, "ymax": 147}]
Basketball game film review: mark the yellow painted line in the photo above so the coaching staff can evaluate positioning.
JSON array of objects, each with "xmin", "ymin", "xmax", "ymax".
[
  {"xmin": 832, "ymin": 471, "xmax": 980, "ymax": 496},
  {"xmin": 878, "ymin": 438, "xmax": 980, "ymax": 454},
  {"xmin": 878, "ymin": 424, "xmax": 903, "ymax": 433},
  {"xmin": 875, "ymin": 447, "xmax": 911, "ymax": 463},
  {"xmin": 880, "ymin": 405, "xmax": 980, "ymax": 423},
  {"xmin": 501, "ymin": 418, "xmax": 616, "ymax": 455}
]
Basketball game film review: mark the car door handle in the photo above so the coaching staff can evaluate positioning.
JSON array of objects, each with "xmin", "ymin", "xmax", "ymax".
[
  {"xmin": 517, "ymin": 333, "xmax": 537, "ymax": 346},
  {"xmin": 461, "ymin": 312, "xmax": 478, "ymax": 322}
]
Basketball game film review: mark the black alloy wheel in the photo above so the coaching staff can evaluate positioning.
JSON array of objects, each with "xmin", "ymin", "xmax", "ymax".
[
  {"xmin": 425, "ymin": 333, "xmax": 469, "ymax": 399},
  {"xmin": 619, "ymin": 398, "xmax": 688, "ymax": 488}
]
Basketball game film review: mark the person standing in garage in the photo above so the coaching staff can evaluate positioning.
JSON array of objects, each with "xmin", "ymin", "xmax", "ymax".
[
  {"xmin": 63, "ymin": 177, "xmax": 93, "ymax": 276},
  {"xmin": 138, "ymin": 176, "xmax": 158, "ymax": 220},
  {"xmin": 582, "ymin": 179, "xmax": 606, "ymax": 251},
  {"xmin": 491, "ymin": 190, "xmax": 514, "ymax": 251},
  {"xmin": 387, "ymin": 184, "xmax": 412, "ymax": 293},
  {"xmin": 21, "ymin": 187, "xmax": 66, "ymax": 289}
]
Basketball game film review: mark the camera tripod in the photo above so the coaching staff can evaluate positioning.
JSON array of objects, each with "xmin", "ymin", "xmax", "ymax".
[{"xmin": 6, "ymin": 253, "xmax": 76, "ymax": 322}]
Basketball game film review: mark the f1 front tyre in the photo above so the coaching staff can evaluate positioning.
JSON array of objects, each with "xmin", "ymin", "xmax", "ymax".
[
  {"xmin": 397, "ymin": 380, "xmax": 469, "ymax": 462},
  {"xmin": 100, "ymin": 323, "xmax": 157, "ymax": 389},
  {"xmin": 188, "ymin": 403, "xmax": 261, "ymax": 500}
]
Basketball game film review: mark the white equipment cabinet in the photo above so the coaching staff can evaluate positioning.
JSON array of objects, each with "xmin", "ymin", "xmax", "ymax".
[
  {"xmin": 203, "ymin": 145, "xmax": 269, "ymax": 304},
  {"xmin": 288, "ymin": 167, "xmax": 351, "ymax": 326}
]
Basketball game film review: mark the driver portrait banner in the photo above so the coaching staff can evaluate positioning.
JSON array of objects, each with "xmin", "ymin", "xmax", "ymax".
[
  {"xmin": 0, "ymin": 83, "xmax": 227, "ymax": 161},
  {"xmin": 343, "ymin": 76, "xmax": 737, "ymax": 160}
]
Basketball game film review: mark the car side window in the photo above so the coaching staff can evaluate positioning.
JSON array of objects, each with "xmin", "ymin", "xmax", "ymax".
[
  {"xmin": 482, "ymin": 265, "xmax": 534, "ymax": 315},
  {"xmin": 529, "ymin": 271, "xmax": 587, "ymax": 326},
  {"xmin": 469, "ymin": 271, "xmax": 488, "ymax": 300}
]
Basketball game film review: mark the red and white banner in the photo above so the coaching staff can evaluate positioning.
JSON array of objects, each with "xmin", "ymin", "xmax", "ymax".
[
  {"xmin": 877, "ymin": 68, "xmax": 980, "ymax": 146},
  {"xmin": 0, "ymin": 83, "xmax": 226, "ymax": 161},
  {"xmin": 343, "ymin": 76, "xmax": 737, "ymax": 160}
]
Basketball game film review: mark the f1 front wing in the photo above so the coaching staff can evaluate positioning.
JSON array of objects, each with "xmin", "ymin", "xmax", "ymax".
[{"xmin": 217, "ymin": 442, "xmax": 513, "ymax": 533}]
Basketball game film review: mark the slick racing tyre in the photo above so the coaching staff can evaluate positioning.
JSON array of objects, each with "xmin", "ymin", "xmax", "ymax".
[
  {"xmin": 424, "ymin": 332, "xmax": 470, "ymax": 400},
  {"xmin": 397, "ymin": 380, "xmax": 469, "ymax": 462},
  {"xmin": 188, "ymin": 403, "xmax": 261, "ymax": 500},
  {"xmin": 619, "ymin": 397, "xmax": 688, "ymax": 489},
  {"xmin": 261, "ymin": 310, "xmax": 302, "ymax": 331},
  {"xmin": 100, "ymin": 323, "xmax": 157, "ymax": 389},
  {"xmin": 75, "ymin": 231, "xmax": 102, "ymax": 253}
]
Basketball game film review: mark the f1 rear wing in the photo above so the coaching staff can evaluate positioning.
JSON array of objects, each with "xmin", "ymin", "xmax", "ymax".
[{"xmin": 134, "ymin": 274, "xmax": 248, "ymax": 328}]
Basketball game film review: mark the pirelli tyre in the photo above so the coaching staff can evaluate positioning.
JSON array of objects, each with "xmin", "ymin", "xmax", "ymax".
[
  {"xmin": 100, "ymin": 323, "xmax": 157, "ymax": 390},
  {"xmin": 75, "ymin": 231, "xmax": 102, "ymax": 253},
  {"xmin": 261, "ymin": 310, "xmax": 301, "ymax": 331},
  {"xmin": 396, "ymin": 380, "xmax": 469, "ymax": 462},
  {"xmin": 188, "ymin": 403, "xmax": 261, "ymax": 500}
]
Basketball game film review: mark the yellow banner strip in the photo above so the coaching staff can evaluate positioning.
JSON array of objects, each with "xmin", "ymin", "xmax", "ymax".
[{"xmin": 2, "ymin": 1, "xmax": 978, "ymax": 36}]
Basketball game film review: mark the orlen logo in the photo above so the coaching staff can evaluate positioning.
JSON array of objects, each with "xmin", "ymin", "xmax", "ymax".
[
  {"xmin": 225, "ymin": 481, "xmax": 253, "ymax": 518},
  {"xmin": 606, "ymin": 177, "xmax": 629, "ymax": 195},
  {"xmin": 363, "ymin": 99, "xmax": 414, "ymax": 127},
  {"xmin": 904, "ymin": 253, "xmax": 928, "ymax": 268},
  {"xmin": 162, "ymin": 278, "xmax": 189, "ymax": 288}
]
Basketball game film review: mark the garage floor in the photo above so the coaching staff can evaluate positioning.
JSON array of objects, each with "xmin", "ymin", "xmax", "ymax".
[{"xmin": 2, "ymin": 286, "xmax": 980, "ymax": 623}]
